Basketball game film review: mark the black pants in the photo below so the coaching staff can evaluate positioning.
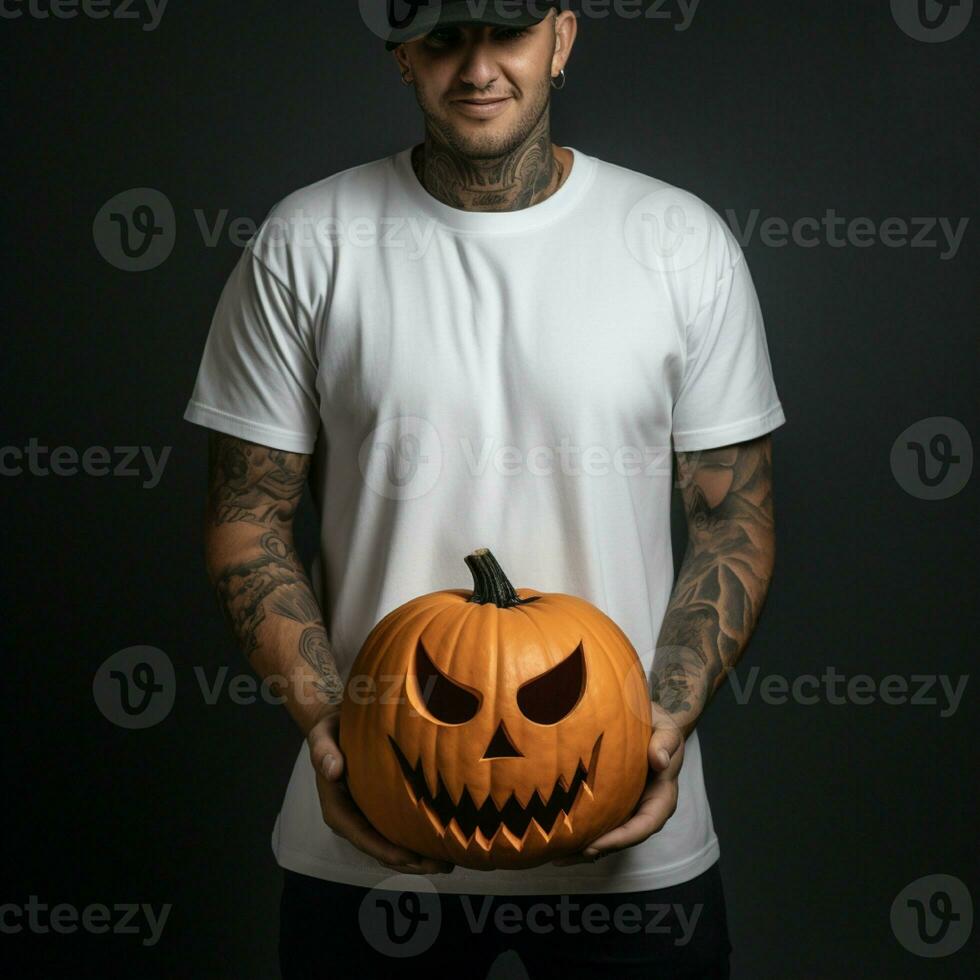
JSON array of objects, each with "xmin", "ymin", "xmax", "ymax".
[{"xmin": 279, "ymin": 861, "xmax": 732, "ymax": 979}]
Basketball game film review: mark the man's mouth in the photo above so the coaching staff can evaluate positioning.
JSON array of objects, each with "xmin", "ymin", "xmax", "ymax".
[
  {"xmin": 388, "ymin": 733, "xmax": 603, "ymax": 845},
  {"xmin": 451, "ymin": 96, "xmax": 513, "ymax": 118}
]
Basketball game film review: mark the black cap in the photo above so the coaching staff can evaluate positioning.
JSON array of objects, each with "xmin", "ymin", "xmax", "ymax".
[{"xmin": 383, "ymin": 1, "xmax": 561, "ymax": 51}]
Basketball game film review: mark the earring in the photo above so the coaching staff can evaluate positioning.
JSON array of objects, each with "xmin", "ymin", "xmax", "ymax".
[
  {"xmin": 551, "ymin": 68, "xmax": 566, "ymax": 90},
  {"xmin": 401, "ymin": 71, "xmax": 413, "ymax": 85}
]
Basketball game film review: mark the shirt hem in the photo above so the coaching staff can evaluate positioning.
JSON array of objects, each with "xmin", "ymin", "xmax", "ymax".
[
  {"xmin": 183, "ymin": 401, "xmax": 317, "ymax": 454},
  {"xmin": 271, "ymin": 837, "xmax": 721, "ymax": 896},
  {"xmin": 671, "ymin": 402, "xmax": 786, "ymax": 452}
]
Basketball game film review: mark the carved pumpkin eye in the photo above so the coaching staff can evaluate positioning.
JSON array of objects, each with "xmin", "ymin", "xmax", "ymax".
[
  {"xmin": 414, "ymin": 637, "xmax": 481, "ymax": 724},
  {"xmin": 517, "ymin": 641, "xmax": 586, "ymax": 724}
]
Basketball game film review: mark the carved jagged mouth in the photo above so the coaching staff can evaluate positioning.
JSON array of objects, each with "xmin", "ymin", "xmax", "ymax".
[{"xmin": 388, "ymin": 733, "xmax": 603, "ymax": 845}]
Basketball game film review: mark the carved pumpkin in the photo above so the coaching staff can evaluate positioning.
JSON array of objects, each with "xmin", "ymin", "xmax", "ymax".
[{"xmin": 339, "ymin": 548, "xmax": 652, "ymax": 870}]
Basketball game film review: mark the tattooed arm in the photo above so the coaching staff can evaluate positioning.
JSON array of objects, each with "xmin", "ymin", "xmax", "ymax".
[
  {"xmin": 650, "ymin": 433, "xmax": 776, "ymax": 738},
  {"xmin": 204, "ymin": 432, "xmax": 342, "ymax": 735},
  {"xmin": 554, "ymin": 434, "xmax": 776, "ymax": 866},
  {"xmin": 202, "ymin": 431, "xmax": 453, "ymax": 874}
]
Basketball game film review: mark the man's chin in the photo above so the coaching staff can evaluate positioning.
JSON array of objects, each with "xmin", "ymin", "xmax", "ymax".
[{"xmin": 437, "ymin": 119, "xmax": 525, "ymax": 160}]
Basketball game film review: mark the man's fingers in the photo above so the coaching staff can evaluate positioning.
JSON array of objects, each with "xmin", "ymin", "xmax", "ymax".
[
  {"xmin": 553, "ymin": 769, "xmax": 681, "ymax": 865},
  {"xmin": 585, "ymin": 813, "xmax": 659, "ymax": 854},
  {"xmin": 316, "ymin": 774, "xmax": 453, "ymax": 875},
  {"xmin": 634, "ymin": 776, "xmax": 680, "ymax": 831},
  {"xmin": 582, "ymin": 787, "xmax": 678, "ymax": 856},
  {"xmin": 308, "ymin": 712, "xmax": 454, "ymax": 875},
  {"xmin": 554, "ymin": 719, "xmax": 685, "ymax": 866}
]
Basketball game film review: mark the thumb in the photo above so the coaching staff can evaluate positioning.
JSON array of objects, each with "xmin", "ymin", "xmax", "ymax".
[
  {"xmin": 649, "ymin": 723, "xmax": 683, "ymax": 771},
  {"xmin": 307, "ymin": 713, "xmax": 345, "ymax": 781}
]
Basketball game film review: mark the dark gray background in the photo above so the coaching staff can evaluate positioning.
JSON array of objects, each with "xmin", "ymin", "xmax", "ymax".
[{"xmin": 4, "ymin": 0, "xmax": 977, "ymax": 976}]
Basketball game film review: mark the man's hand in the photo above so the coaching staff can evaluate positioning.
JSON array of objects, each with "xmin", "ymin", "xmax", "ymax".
[
  {"xmin": 307, "ymin": 708, "xmax": 455, "ymax": 876},
  {"xmin": 551, "ymin": 702, "xmax": 685, "ymax": 866}
]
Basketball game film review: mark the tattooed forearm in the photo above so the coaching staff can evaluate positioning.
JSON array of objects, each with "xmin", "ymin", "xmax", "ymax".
[
  {"xmin": 651, "ymin": 435, "xmax": 775, "ymax": 731},
  {"xmin": 652, "ymin": 646, "xmax": 711, "ymax": 714},
  {"xmin": 273, "ymin": 583, "xmax": 345, "ymax": 703},
  {"xmin": 204, "ymin": 434, "xmax": 345, "ymax": 720},
  {"xmin": 270, "ymin": 587, "xmax": 323, "ymax": 625},
  {"xmin": 207, "ymin": 432, "xmax": 309, "ymax": 526},
  {"xmin": 213, "ymin": 531, "xmax": 303, "ymax": 658},
  {"xmin": 298, "ymin": 627, "xmax": 345, "ymax": 703}
]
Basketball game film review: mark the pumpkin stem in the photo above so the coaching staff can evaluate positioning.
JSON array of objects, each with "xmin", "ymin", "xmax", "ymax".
[{"xmin": 465, "ymin": 548, "xmax": 539, "ymax": 608}]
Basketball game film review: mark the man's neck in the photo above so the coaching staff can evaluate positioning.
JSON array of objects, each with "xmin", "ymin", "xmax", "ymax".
[{"xmin": 411, "ymin": 113, "xmax": 568, "ymax": 212}]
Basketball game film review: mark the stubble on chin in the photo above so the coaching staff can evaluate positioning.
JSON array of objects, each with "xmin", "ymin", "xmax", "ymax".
[{"xmin": 416, "ymin": 76, "xmax": 553, "ymax": 161}]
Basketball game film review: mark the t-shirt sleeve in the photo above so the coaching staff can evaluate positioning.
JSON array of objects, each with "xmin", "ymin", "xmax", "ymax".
[
  {"xmin": 670, "ymin": 244, "xmax": 786, "ymax": 452},
  {"xmin": 183, "ymin": 240, "xmax": 320, "ymax": 454}
]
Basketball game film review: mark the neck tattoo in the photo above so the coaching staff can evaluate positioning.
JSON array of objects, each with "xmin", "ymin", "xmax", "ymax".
[{"xmin": 411, "ymin": 113, "xmax": 566, "ymax": 212}]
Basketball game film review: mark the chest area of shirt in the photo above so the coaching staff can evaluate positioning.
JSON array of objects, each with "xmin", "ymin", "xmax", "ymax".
[{"xmin": 318, "ymin": 239, "xmax": 684, "ymax": 437}]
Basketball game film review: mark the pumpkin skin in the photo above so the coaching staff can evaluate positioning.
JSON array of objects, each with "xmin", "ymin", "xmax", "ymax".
[{"xmin": 339, "ymin": 548, "xmax": 653, "ymax": 871}]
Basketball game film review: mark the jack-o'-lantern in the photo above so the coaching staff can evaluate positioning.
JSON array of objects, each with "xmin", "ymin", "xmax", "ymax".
[{"xmin": 339, "ymin": 548, "xmax": 652, "ymax": 870}]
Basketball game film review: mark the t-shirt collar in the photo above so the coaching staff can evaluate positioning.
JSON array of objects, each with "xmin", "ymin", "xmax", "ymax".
[{"xmin": 393, "ymin": 143, "xmax": 594, "ymax": 234}]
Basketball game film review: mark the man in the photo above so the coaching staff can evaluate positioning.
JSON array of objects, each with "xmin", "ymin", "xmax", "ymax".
[{"xmin": 184, "ymin": 2, "xmax": 786, "ymax": 975}]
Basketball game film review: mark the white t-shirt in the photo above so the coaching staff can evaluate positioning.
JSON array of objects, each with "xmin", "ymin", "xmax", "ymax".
[{"xmin": 184, "ymin": 144, "xmax": 786, "ymax": 895}]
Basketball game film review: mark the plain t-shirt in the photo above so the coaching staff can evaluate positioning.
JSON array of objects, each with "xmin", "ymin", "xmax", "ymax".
[{"xmin": 183, "ymin": 144, "xmax": 786, "ymax": 895}]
